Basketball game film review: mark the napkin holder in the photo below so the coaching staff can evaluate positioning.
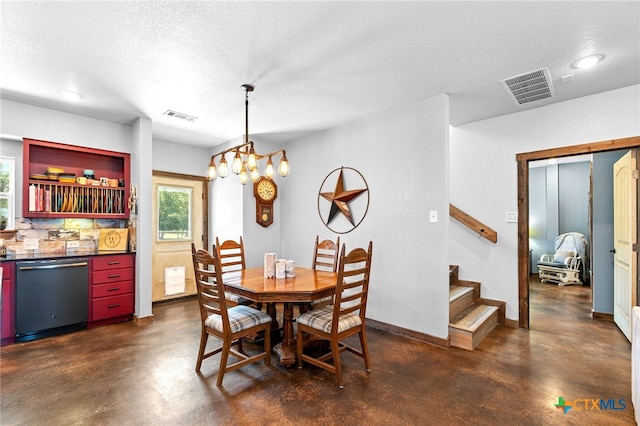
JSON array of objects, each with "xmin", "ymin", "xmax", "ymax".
[
  {"xmin": 285, "ymin": 260, "xmax": 295, "ymax": 278},
  {"xmin": 264, "ymin": 253, "xmax": 276, "ymax": 278},
  {"xmin": 276, "ymin": 259, "xmax": 287, "ymax": 279}
]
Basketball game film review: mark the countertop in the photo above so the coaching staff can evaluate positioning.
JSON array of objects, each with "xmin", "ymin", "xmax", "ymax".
[{"xmin": 1, "ymin": 251, "xmax": 134, "ymax": 262}]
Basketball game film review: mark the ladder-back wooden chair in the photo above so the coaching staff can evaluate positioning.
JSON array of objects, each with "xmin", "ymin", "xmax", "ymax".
[
  {"xmin": 212, "ymin": 237, "xmax": 252, "ymax": 306},
  {"xmin": 215, "ymin": 236, "xmax": 246, "ymax": 274},
  {"xmin": 296, "ymin": 241, "xmax": 373, "ymax": 388},
  {"xmin": 309, "ymin": 235, "xmax": 340, "ymax": 309},
  {"xmin": 192, "ymin": 248, "xmax": 271, "ymax": 387},
  {"xmin": 192, "ymin": 243, "xmax": 250, "ymax": 307},
  {"xmin": 312, "ymin": 235, "xmax": 341, "ymax": 272}
]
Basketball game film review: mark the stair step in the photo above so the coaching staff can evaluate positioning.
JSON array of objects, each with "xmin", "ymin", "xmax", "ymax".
[
  {"xmin": 450, "ymin": 304, "xmax": 498, "ymax": 332},
  {"xmin": 449, "ymin": 285, "xmax": 473, "ymax": 302},
  {"xmin": 449, "ymin": 285, "xmax": 475, "ymax": 322},
  {"xmin": 449, "ymin": 304, "xmax": 499, "ymax": 351}
]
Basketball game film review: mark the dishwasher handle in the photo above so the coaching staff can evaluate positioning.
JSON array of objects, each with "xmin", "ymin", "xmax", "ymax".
[{"xmin": 19, "ymin": 261, "xmax": 88, "ymax": 271}]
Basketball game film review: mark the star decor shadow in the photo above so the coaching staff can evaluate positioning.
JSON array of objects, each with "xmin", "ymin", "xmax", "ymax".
[{"xmin": 318, "ymin": 167, "xmax": 369, "ymax": 234}]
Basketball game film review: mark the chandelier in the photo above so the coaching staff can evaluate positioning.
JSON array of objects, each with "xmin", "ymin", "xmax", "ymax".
[{"xmin": 206, "ymin": 84, "xmax": 290, "ymax": 184}]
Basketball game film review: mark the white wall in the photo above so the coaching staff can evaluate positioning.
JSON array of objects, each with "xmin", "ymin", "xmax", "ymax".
[
  {"xmin": 450, "ymin": 84, "xmax": 640, "ymax": 321},
  {"xmin": 152, "ymin": 138, "xmax": 210, "ymax": 176},
  {"xmin": 1, "ymin": 99, "xmax": 131, "ymax": 153},
  {"xmin": 280, "ymin": 95, "xmax": 451, "ymax": 339},
  {"xmin": 131, "ymin": 117, "xmax": 153, "ymax": 319}
]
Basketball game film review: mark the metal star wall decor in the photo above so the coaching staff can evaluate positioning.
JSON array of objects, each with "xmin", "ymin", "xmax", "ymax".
[{"xmin": 317, "ymin": 167, "xmax": 370, "ymax": 234}]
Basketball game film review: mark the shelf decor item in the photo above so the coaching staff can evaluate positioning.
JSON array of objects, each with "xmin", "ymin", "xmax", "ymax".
[
  {"xmin": 98, "ymin": 228, "xmax": 129, "ymax": 251},
  {"xmin": 128, "ymin": 183, "xmax": 138, "ymax": 215}
]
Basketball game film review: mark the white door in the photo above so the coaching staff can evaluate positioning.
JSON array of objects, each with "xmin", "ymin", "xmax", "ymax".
[
  {"xmin": 613, "ymin": 151, "xmax": 637, "ymax": 341},
  {"xmin": 152, "ymin": 173, "xmax": 206, "ymax": 302}
]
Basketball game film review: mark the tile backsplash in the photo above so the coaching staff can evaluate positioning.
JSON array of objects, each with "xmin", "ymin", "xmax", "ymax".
[{"xmin": 2, "ymin": 218, "xmax": 128, "ymax": 255}]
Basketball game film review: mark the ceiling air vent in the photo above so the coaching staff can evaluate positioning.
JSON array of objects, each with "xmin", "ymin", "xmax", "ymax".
[
  {"xmin": 163, "ymin": 110, "xmax": 197, "ymax": 122},
  {"xmin": 501, "ymin": 67, "xmax": 555, "ymax": 105}
]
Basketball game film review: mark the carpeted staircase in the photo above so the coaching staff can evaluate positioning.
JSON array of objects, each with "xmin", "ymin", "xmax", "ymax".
[{"xmin": 449, "ymin": 265, "xmax": 505, "ymax": 350}]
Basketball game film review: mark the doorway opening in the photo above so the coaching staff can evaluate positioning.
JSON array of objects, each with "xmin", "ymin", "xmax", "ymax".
[
  {"xmin": 517, "ymin": 136, "xmax": 640, "ymax": 329},
  {"xmin": 151, "ymin": 171, "xmax": 208, "ymax": 303}
]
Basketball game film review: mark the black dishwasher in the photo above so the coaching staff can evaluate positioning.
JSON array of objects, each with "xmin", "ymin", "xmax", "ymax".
[{"xmin": 15, "ymin": 258, "xmax": 89, "ymax": 342}]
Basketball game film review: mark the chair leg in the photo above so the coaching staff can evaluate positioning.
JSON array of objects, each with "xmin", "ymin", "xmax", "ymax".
[
  {"xmin": 195, "ymin": 330, "xmax": 208, "ymax": 372},
  {"xmin": 296, "ymin": 327, "xmax": 304, "ymax": 369},
  {"xmin": 359, "ymin": 329, "xmax": 371, "ymax": 372},
  {"xmin": 217, "ymin": 339, "xmax": 232, "ymax": 387},
  {"xmin": 264, "ymin": 324, "xmax": 271, "ymax": 366},
  {"xmin": 331, "ymin": 338, "xmax": 344, "ymax": 388}
]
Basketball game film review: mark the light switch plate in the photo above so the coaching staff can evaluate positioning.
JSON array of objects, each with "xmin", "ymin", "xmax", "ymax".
[
  {"xmin": 506, "ymin": 212, "xmax": 518, "ymax": 223},
  {"xmin": 23, "ymin": 239, "xmax": 39, "ymax": 250},
  {"xmin": 429, "ymin": 210, "xmax": 438, "ymax": 223},
  {"xmin": 67, "ymin": 240, "xmax": 80, "ymax": 248}
]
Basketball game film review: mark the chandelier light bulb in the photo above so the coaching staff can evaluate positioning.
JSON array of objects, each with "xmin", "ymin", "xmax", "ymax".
[
  {"xmin": 247, "ymin": 149, "xmax": 258, "ymax": 170},
  {"xmin": 265, "ymin": 156, "xmax": 274, "ymax": 179},
  {"xmin": 206, "ymin": 159, "xmax": 217, "ymax": 181},
  {"xmin": 238, "ymin": 168, "xmax": 248, "ymax": 185},
  {"xmin": 217, "ymin": 156, "xmax": 229, "ymax": 178},
  {"xmin": 250, "ymin": 167, "xmax": 260, "ymax": 182},
  {"xmin": 232, "ymin": 151, "xmax": 243, "ymax": 174},
  {"xmin": 278, "ymin": 157, "xmax": 290, "ymax": 177}
]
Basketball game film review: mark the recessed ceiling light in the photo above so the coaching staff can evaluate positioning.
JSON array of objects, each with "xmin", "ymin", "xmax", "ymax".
[
  {"xmin": 59, "ymin": 90, "xmax": 82, "ymax": 101},
  {"xmin": 572, "ymin": 54, "xmax": 604, "ymax": 70}
]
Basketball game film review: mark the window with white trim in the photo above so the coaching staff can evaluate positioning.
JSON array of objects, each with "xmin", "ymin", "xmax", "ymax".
[{"xmin": 0, "ymin": 157, "xmax": 15, "ymax": 230}]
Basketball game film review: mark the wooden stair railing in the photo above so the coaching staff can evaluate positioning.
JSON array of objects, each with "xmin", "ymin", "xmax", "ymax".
[{"xmin": 449, "ymin": 204, "xmax": 498, "ymax": 243}]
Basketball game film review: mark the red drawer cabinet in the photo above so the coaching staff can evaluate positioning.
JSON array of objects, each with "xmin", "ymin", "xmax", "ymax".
[
  {"xmin": 91, "ymin": 294, "xmax": 134, "ymax": 322},
  {"xmin": 1, "ymin": 261, "xmax": 15, "ymax": 345},
  {"xmin": 92, "ymin": 281, "xmax": 134, "ymax": 298},
  {"xmin": 92, "ymin": 268, "xmax": 135, "ymax": 285},
  {"xmin": 92, "ymin": 255, "xmax": 135, "ymax": 270},
  {"xmin": 89, "ymin": 253, "xmax": 135, "ymax": 326}
]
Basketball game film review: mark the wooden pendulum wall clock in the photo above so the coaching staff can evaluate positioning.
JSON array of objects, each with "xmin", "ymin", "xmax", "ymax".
[{"xmin": 254, "ymin": 177, "xmax": 277, "ymax": 227}]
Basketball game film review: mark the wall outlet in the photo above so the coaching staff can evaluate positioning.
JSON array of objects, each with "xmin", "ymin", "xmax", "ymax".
[
  {"xmin": 23, "ymin": 239, "xmax": 39, "ymax": 250},
  {"xmin": 506, "ymin": 211, "xmax": 518, "ymax": 223},
  {"xmin": 429, "ymin": 210, "xmax": 438, "ymax": 223},
  {"xmin": 67, "ymin": 240, "xmax": 80, "ymax": 248}
]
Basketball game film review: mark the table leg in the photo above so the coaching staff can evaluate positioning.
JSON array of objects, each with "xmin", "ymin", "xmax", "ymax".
[
  {"xmin": 265, "ymin": 303, "xmax": 282, "ymax": 344},
  {"xmin": 272, "ymin": 302, "xmax": 297, "ymax": 367}
]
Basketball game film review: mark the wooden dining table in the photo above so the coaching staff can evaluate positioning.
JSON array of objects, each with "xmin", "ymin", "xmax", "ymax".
[{"xmin": 222, "ymin": 266, "xmax": 337, "ymax": 366}]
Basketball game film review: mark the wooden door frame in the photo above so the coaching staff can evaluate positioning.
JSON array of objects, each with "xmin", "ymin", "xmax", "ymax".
[
  {"xmin": 152, "ymin": 170, "xmax": 209, "ymax": 251},
  {"xmin": 516, "ymin": 136, "xmax": 640, "ymax": 328}
]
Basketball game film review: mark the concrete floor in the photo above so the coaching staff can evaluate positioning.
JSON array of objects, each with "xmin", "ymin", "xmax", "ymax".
[{"xmin": 0, "ymin": 279, "xmax": 635, "ymax": 425}]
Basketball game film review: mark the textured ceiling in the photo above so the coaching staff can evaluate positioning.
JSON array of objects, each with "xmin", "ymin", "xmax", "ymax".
[{"xmin": 1, "ymin": 1, "xmax": 638, "ymax": 148}]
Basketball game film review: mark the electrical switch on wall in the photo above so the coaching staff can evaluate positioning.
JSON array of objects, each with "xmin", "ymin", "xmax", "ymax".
[
  {"xmin": 23, "ymin": 239, "xmax": 39, "ymax": 250},
  {"xmin": 506, "ymin": 212, "xmax": 518, "ymax": 223},
  {"xmin": 429, "ymin": 210, "xmax": 438, "ymax": 223}
]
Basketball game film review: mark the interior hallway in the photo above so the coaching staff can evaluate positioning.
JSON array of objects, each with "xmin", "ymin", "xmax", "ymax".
[{"xmin": 0, "ymin": 278, "xmax": 634, "ymax": 425}]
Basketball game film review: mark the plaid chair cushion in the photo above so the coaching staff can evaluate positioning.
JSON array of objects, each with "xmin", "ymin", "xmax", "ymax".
[
  {"xmin": 225, "ymin": 291, "xmax": 251, "ymax": 305},
  {"xmin": 205, "ymin": 305, "xmax": 271, "ymax": 334},
  {"xmin": 297, "ymin": 305, "xmax": 362, "ymax": 334},
  {"xmin": 311, "ymin": 295, "xmax": 333, "ymax": 306}
]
